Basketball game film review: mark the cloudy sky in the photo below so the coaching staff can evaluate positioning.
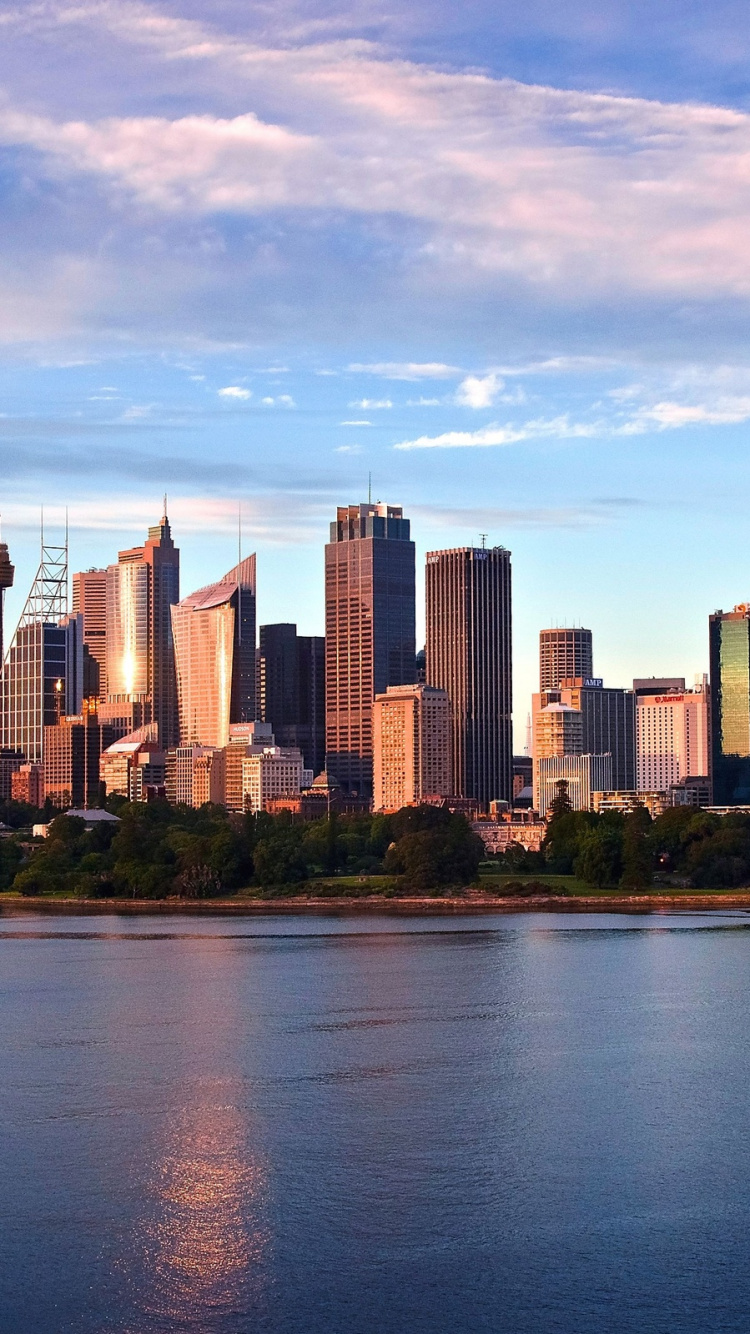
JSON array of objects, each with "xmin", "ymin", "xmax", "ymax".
[{"xmin": 2, "ymin": 0, "xmax": 750, "ymax": 740}]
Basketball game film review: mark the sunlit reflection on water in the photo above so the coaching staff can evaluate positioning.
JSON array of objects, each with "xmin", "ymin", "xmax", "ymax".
[{"xmin": 125, "ymin": 1099, "xmax": 270, "ymax": 1331}]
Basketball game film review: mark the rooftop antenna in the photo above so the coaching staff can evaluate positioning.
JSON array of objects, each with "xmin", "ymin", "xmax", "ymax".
[
  {"xmin": 368, "ymin": 472, "xmax": 372, "ymax": 505},
  {"xmin": 480, "ymin": 533, "xmax": 487, "ymax": 549},
  {"xmin": 163, "ymin": 492, "xmax": 168, "ymax": 518}
]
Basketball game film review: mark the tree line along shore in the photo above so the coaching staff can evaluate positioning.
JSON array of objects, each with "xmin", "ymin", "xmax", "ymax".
[{"xmin": 3, "ymin": 784, "xmax": 750, "ymax": 901}]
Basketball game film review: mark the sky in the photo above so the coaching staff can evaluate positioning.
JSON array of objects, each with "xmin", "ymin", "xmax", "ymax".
[{"xmin": 2, "ymin": 0, "xmax": 750, "ymax": 745}]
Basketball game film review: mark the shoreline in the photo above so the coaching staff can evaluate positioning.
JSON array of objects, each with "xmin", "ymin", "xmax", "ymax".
[{"xmin": 2, "ymin": 892, "xmax": 750, "ymax": 915}]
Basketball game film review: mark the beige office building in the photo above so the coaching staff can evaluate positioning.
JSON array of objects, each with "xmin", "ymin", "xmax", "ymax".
[
  {"xmin": 241, "ymin": 745, "xmax": 304, "ymax": 814},
  {"xmin": 372, "ymin": 684, "xmax": 452, "ymax": 813},
  {"xmin": 636, "ymin": 680, "xmax": 709, "ymax": 793},
  {"xmin": 533, "ymin": 703, "xmax": 583, "ymax": 810},
  {"xmin": 166, "ymin": 745, "xmax": 227, "ymax": 808}
]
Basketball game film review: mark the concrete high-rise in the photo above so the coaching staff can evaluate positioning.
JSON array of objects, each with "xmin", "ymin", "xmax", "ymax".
[
  {"xmin": 171, "ymin": 556, "xmax": 256, "ymax": 748},
  {"xmin": 258, "ymin": 623, "xmax": 325, "ymax": 776},
  {"xmin": 539, "ymin": 627, "xmax": 593, "ymax": 691},
  {"xmin": 426, "ymin": 545, "xmax": 512, "ymax": 807},
  {"xmin": 106, "ymin": 507, "xmax": 180, "ymax": 748},
  {"xmin": 72, "ymin": 569, "xmax": 108, "ymax": 700},
  {"xmin": 532, "ymin": 679, "xmax": 636, "ymax": 792},
  {"xmin": 636, "ymin": 679, "xmax": 709, "ymax": 793},
  {"xmin": 325, "ymin": 502, "xmax": 415, "ymax": 795},
  {"xmin": 372, "ymin": 684, "xmax": 452, "ymax": 812},
  {"xmin": 709, "ymin": 605, "xmax": 750, "ymax": 804}
]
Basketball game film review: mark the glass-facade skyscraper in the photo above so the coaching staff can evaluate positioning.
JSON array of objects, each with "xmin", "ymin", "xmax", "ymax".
[
  {"xmin": 257, "ymin": 623, "xmax": 326, "ymax": 776},
  {"xmin": 325, "ymin": 503, "xmax": 416, "ymax": 795},
  {"xmin": 106, "ymin": 509, "xmax": 180, "ymax": 749},
  {"xmin": 709, "ymin": 605, "xmax": 750, "ymax": 804},
  {"xmin": 171, "ymin": 556, "xmax": 256, "ymax": 748},
  {"xmin": 426, "ymin": 545, "xmax": 513, "ymax": 806}
]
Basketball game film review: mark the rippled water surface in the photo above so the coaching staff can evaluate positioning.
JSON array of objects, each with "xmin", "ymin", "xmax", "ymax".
[{"xmin": 3, "ymin": 909, "xmax": 750, "ymax": 1333}]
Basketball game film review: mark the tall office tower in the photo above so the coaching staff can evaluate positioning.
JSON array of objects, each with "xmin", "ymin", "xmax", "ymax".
[
  {"xmin": 325, "ymin": 502, "xmax": 416, "ymax": 795},
  {"xmin": 106, "ymin": 506, "xmax": 180, "ymax": 748},
  {"xmin": 1, "ymin": 536, "xmax": 69, "ymax": 764},
  {"xmin": 426, "ymin": 545, "xmax": 512, "ymax": 806},
  {"xmin": 539, "ymin": 627, "xmax": 593, "ymax": 691},
  {"xmin": 372, "ymin": 683, "xmax": 452, "ymax": 812},
  {"xmin": 709, "ymin": 604, "xmax": 750, "ymax": 804},
  {"xmin": 257, "ymin": 623, "xmax": 325, "ymax": 775},
  {"xmin": 72, "ymin": 569, "xmax": 108, "ymax": 700},
  {"xmin": 636, "ymin": 679, "xmax": 709, "ymax": 793},
  {"xmin": 171, "ymin": 556, "xmax": 256, "ymax": 748},
  {"xmin": 0, "ymin": 537, "xmax": 14, "ymax": 665}
]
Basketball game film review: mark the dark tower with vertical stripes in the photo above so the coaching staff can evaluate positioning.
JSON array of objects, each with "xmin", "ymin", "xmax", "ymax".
[{"xmin": 426, "ymin": 545, "xmax": 512, "ymax": 807}]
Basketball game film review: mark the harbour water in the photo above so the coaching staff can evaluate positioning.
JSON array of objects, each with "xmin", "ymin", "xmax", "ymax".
[{"xmin": 3, "ymin": 909, "xmax": 750, "ymax": 1333}]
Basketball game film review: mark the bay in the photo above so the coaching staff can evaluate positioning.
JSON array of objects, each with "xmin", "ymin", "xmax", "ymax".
[{"xmin": 2, "ymin": 909, "xmax": 750, "ymax": 1333}]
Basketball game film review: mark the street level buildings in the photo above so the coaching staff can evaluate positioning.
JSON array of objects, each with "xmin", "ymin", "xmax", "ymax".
[
  {"xmin": 241, "ymin": 744, "xmax": 304, "ymax": 813},
  {"xmin": 426, "ymin": 545, "xmax": 513, "ymax": 807},
  {"xmin": 325, "ymin": 502, "xmax": 416, "ymax": 796},
  {"xmin": 166, "ymin": 745, "xmax": 226, "ymax": 807},
  {"xmin": 106, "ymin": 508, "xmax": 180, "ymax": 749},
  {"xmin": 372, "ymin": 683, "xmax": 452, "ymax": 812},
  {"xmin": 539, "ymin": 627, "xmax": 593, "ymax": 691},
  {"xmin": 171, "ymin": 556, "xmax": 256, "ymax": 749}
]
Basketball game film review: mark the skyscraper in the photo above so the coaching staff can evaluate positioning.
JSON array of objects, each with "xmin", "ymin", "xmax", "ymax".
[
  {"xmin": 325, "ymin": 502, "xmax": 416, "ymax": 795},
  {"xmin": 1, "ymin": 536, "xmax": 73, "ymax": 764},
  {"xmin": 171, "ymin": 556, "xmax": 256, "ymax": 748},
  {"xmin": 106, "ymin": 507, "xmax": 180, "ymax": 748},
  {"xmin": 709, "ymin": 605, "xmax": 750, "ymax": 804},
  {"xmin": 0, "ymin": 536, "xmax": 14, "ymax": 665},
  {"xmin": 257, "ymin": 623, "xmax": 325, "ymax": 775},
  {"xmin": 539, "ymin": 627, "xmax": 593, "ymax": 691},
  {"xmin": 426, "ymin": 545, "xmax": 513, "ymax": 806},
  {"xmin": 636, "ymin": 680, "xmax": 709, "ymax": 793},
  {"xmin": 72, "ymin": 568, "xmax": 108, "ymax": 700}
]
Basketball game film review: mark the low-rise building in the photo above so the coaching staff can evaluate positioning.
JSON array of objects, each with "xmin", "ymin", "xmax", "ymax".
[
  {"xmin": 241, "ymin": 744, "xmax": 304, "ymax": 814},
  {"xmin": 11, "ymin": 762, "xmax": 44, "ymax": 807},
  {"xmin": 166, "ymin": 745, "xmax": 226, "ymax": 807},
  {"xmin": 592, "ymin": 790, "xmax": 670, "ymax": 819},
  {"xmin": 472, "ymin": 809, "xmax": 546, "ymax": 855},
  {"xmin": 537, "ymin": 753, "xmax": 612, "ymax": 817}
]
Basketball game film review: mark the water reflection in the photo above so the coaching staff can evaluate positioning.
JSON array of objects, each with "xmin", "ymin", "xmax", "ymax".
[{"xmin": 129, "ymin": 1097, "xmax": 269, "ymax": 1330}]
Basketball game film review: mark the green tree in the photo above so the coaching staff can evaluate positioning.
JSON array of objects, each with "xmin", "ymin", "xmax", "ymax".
[
  {"xmin": 620, "ymin": 804, "xmax": 653, "ymax": 889},
  {"xmin": 575, "ymin": 826, "xmax": 622, "ymax": 888}
]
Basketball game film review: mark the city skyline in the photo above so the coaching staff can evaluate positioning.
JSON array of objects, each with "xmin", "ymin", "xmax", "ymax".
[{"xmin": 2, "ymin": 3, "xmax": 750, "ymax": 739}]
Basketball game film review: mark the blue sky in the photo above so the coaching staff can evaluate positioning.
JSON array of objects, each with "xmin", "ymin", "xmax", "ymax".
[{"xmin": 2, "ymin": 0, "xmax": 750, "ymax": 744}]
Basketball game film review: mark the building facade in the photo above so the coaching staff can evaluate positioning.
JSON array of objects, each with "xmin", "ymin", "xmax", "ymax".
[
  {"xmin": 11, "ymin": 762, "xmax": 44, "ymax": 807},
  {"xmin": 171, "ymin": 556, "xmax": 256, "ymax": 749},
  {"xmin": 536, "ymin": 753, "xmax": 612, "ymax": 817},
  {"xmin": 636, "ymin": 682, "xmax": 709, "ymax": 792},
  {"xmin": 257, "ymin": 623, "xmax": 325, "ymax": 775},
  {"xmin": 539, "ymin": 627, "xmax": 593, "ymax": 691},
  {"xmin": 426, "ymin": 545, "xmax": 513, "ymax": 807},
  {"xmin": 532, "ymin": 680, "xmax": 635, "ymax": 793},
  {"xmin": 241, "ymin": 745, "xmax": 304, "ymax": 813},
  {"xmin": 325, "ymin": 502, "xmax": 416, "ymax": 796},
  {"xmin": 591, "ymin": 790, "xmax": 671, "ymax": 819},
  {"xmin": 372, "ymin": 683, "xmax": 452, "ymax": 812},
  {"xmin": 166, "ymin": 745, "xmax": 226, "ymax": 807},
  {"xmin": 72, "ymin": 568, "xmax": 108, "ymax": 700},
  {"xmin": 709, "ymin": 605, "xmax": 750, "ymax": 805},
  {"xmin": 106, "ymin": 508, "xmax": 180, "ymax": 749},
  {"xmin": 43, "ymin": 709, "xmax": 113, "ymax": 809}
]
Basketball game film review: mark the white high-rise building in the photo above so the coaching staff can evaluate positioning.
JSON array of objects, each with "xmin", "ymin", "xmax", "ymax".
[{"xmin": 636, "ymin": 678, "xmax": 709, "ymax": 793}]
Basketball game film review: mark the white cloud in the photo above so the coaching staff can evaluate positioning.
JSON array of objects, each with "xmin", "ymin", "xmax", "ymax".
[
  {"xmin": 407, "ymin": 397, "xmax": 442, "ymax": 406},
  {"xmin": 340, "ymin": 419, "xmax": 372, "ymax": 425},
  {"xmin": 349, "ymin": 363, "xmax": 460, "ymax": 379},
  {"xmin": 394, "ymin": 414, "xmax": 600, "ymax": 450},
  {"xmin": 262, "ymin": 394, "xmax": 296, "ymax": 406},
  {"xmin": 455, "ymin": 372, "xmax": 504, "ymax": 409},
  {"xmin": 335, "ymin": 444, "xmax": 364, "ymax": 453},
  {"xmin": 349, "ymin": 398, "xmax": 392, "ymax": 409},
  {"xmin": 218, "ymin": 385, "xmax": 251, "ymax": 399}
]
